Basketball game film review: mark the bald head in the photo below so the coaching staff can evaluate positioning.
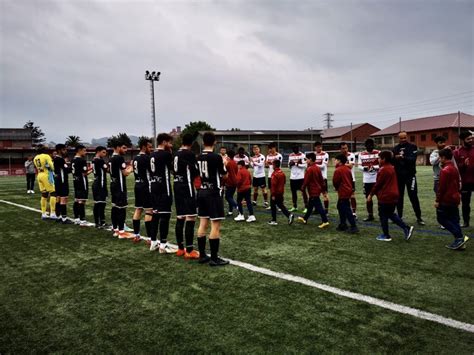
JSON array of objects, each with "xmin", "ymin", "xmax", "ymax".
[{"xmin": 398, "ymin": 131, "xmax": 408, "ymax": 144}]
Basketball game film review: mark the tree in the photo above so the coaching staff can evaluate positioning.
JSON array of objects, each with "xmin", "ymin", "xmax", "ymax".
[
  {"xmin": 181, "ymin": 121, "xmax": 215, "ymax": 140},
  {"xmin": 107, "ymin": 132, "xmax": 132, "ymax": 148},
  {"xmin": 65, "ymin": 135, "xmax": 82, "ymax": 148},
  {"xmin": 23, "ymin": 121, "xmax": 46, "ymax": 146}
]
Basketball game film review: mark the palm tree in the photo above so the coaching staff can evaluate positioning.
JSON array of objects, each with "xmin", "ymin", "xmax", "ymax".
[{"xmin": 65, "ymin": 135, "xmax": 81, "ymax": 148}]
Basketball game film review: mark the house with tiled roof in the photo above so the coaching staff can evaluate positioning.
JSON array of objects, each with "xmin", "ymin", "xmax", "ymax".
[
  {"xmin": 321, "ymin": 123, "xmax": 380, "ymax": 152},
  {"xmin": 371, "ymin": 112, "xmax": 474, "ymax": 150}
]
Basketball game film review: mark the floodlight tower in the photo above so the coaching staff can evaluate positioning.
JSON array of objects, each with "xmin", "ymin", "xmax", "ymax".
[{"xmin": 145, "ymin": 71, "xmax": 161, "ymax": 148}]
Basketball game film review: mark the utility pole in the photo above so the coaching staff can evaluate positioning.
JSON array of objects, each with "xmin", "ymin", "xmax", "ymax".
[
  {"xmin": 458, "ymin": 111, "xmax": 461, "ymax": 146},
  {"xmin": 145, "ymin": 71, "xmax": 161, "ymax": 149},
  {"xmin": 322, "ymin": 113, "xmax": 334, "ymax": 129}
]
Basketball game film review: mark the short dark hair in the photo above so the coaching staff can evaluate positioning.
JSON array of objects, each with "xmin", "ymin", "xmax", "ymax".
[
  {"xmin": 75, "ymin": 144, "xmax": 86, "ymax": 152},
  {"xmin": 314, "ymin": 141, "xmax": 322, "ymax": 147},
  {"xmin": 227, "ymin": 150, "xmax": 235, "ymax": 159},
  {"xmin": 306, "ymin": 152, "xmax": 316, "ymax": 162},
  {"xmin": 365, "ymin": 138, "xmax": 374, "ymax": 146},
  {"xmin": 335, "ymin": 153, "xmax": 347, "ymax": 164},
  {"xmin": 202, "ymin": 132, "xmax": 216, "ymax": 146},
  {"xmin": 138, "ymin": 137, "xmax": 152, "ymax": 149},
  {"xmin": 112, "ymin": 138, "xmax": 122, "ymax": 148},
  {"xmin": 459, "ymin": 131, "xmax": 472, "ymax": 141},
  {"xmin": 439, "ymin": 148, "xmax": 453, "ymax": 160},
  {"xmin": 157, "ymin": 133, "xmax": 173, "ymax": 145},
  {"xmin": 268, "ymin": 142, "xmax": 277, "ymax": 149},
  {"xmin": 339, "ymin": 142, "xmax": 348, "ymax": 148},
  {"xmin": 36, "ymin": 145, "xmax": 46, "ymax": 153},
  {"xmin": 253, "ymin": 144, "xmax": 260, "ymax": 149},
  {"xmin": 95, "ymin": 145, "xmax": 106, "ymax": 153},
  {"xmin": 379, "ymin": 150, "xmax": 393, "ymax": 162},
  {"xmin": 237, "ymin": 160, "xmax": 246, "ymax": 166},
  {"xmin": 181, "ymin": 133, "xmax": 194, "ymax": 146},
  {"xmin": 55, "ymin": 143, "xmax": 66, "ymax": 151},
  {"xmin": 238, "ymin": 147, "xmax": 245, "ymax": 153},
  {"xmin": 273, "ymin": 159, "xmax": 281, "ymax": 168},
  {"xmin": 434, "ymin": 136, "xmax": 446, "ymax": 144}
]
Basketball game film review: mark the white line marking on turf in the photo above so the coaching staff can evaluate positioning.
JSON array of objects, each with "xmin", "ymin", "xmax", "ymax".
[{"xmin": 1, "ymin": 198, "xmax": 473, "ymax": 334}]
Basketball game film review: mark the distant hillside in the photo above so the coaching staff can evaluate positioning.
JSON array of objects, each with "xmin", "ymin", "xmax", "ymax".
[{"xmin": 91, "ymin": 135, "xmax": 140, "ymax": 147}]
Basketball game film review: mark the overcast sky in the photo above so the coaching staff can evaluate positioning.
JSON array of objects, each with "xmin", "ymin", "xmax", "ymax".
[{"xmin": 1, "ymin": 0, "xmax": 473, "ymax": 143}]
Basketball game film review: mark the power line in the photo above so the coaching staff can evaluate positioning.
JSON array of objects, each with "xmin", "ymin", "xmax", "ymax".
[{"xmin": 335, "ymin": 90, "xmax": 474, "ymax": 116}]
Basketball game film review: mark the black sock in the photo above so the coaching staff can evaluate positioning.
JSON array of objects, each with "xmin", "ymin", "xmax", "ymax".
[
  {"xmin": 151, "ymin": 214, "xmax": 159, "ymax": 241},
  {"xmin": 185, "ymin": 220, "xmax": 196, "ymax": 253},
  {"xmin": 175, "ymin": 218, "xmax": 185, "ymax": 250},
  {"xmin": 99, "ymin": 203, "xmax": 106, "ymax": 224},
  {"xmin": 61, "ymin": 204, "xmax": 67, "ymax": 218},
  {"xmin": 145, "ymin": 219, "xmax": 154, "ymax": 239},
  {"xmin": 79, "ymin": 204, "xmax": 86, "ymax": 220},
  {"xmin": 198, "ymin": 236, "xmax": 207, "ymax": 256},
  {"xmin": 55, "ymin": 202, "xmax": 61, "ymax": 216},
  {"xmin": 73, "ymin": 202, "xmax": 79, "ymax": 219},
  {"xmin": 111, "ymin": 207, "xmax": 117, "ymax": 229},
  {"xmin": 93, "ymin": 204, "xmax": 99, "ymax": 225},
  {"xmin": 209, "ymin": 238, "xmax": 220, "ymax": 261},
  {"xmin": 132, "ymin": 219, "xmax": 141, "ymax": 235},
  {"xmin": 159, "ymin": 214, "xmax": 170, "ymax": 243},
  {"xmin": 118, "ymin": 208, "xmax": 126, "ymax": 231}
]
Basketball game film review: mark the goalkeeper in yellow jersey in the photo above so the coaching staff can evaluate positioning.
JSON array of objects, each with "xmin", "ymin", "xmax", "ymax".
[{"xmin": 33, "ymin": 145, "xmax": 57, "ymax": 220}]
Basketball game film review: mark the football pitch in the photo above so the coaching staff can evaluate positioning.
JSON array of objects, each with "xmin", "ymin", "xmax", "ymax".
[{"xmin": 1, "ymin": 166, "xmax": 473, "ymax": 353}]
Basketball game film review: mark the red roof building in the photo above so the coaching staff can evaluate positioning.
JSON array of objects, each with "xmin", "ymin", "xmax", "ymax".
[
  {"xmin": 321, "ymin": 123, "xmax": 380, "ymax": 152},
  {"xmin": 371, "ymin": 112, "xmax": 474, "ymax": 150}
]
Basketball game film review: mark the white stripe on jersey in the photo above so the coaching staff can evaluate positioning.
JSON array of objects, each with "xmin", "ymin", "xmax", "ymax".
[
  {"xmin": 187, "ymin": 166, "xmax": 193, "ymax": 196},
  {"xmin": 165, "ymin": 165, "xmax": 170, "ymax": 196}
]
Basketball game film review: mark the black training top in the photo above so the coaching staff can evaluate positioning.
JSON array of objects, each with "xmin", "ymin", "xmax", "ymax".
[
  {"xmin": 196, "ymin": 150, "xmax": 226, "ymax": 191},
  {"xmin": 392, "ymin": 142, "xmax": 418, "ymax": 176},
  {"xmin": 93, "ymin": 156, "xmax": 108, "ymax": 188},
  {"xmin": 133, "ymin": 153, "xmax": 151, "ymax": 182},
  {"xmin": 109, "ymin": 154, "xmax": 127, "ymax": 192},
  {"xmin": 150, "ymin": 149, "xmax": 173, "ymax": 195},
  {"xmin": 54, "ymin": 156, "xmax": 70, "ymax": 184},
  {"xmin": 72, "ymin": 156, "xmax": 87, "ymax": 181},
  {"xmin": 174, "ymin": 148, "xmax": 199, "ymax": 185}
]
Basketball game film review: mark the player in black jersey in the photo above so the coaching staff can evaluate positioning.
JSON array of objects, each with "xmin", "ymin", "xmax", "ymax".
[
  {"xmin": 54, "ymin": 144, "xmax": 73, "ymax": 224},
  {"xmin": 196, "ymin": 132, "xmax": 229, "ymax": 266},
  {"xmin": 92, "ymin": 146, "xmax": 109, "ymax": 228},
  {"xmin": 131, "ymin": 137, "xmax": 153, "ymax": 243},
  {"xmin": 72, "ymin": 145, "xmax": 92, "ymax": 226},
  {"xmin": 173, "ymin": 133, "xmax": 200, "ymax": 259},
  {"xmin": 109, "ymin": 139, "xmax": 133, "ymax": 238},
  {"xmin": 149, "ymin": 133, "xmax": 176, "ymax": 253}
]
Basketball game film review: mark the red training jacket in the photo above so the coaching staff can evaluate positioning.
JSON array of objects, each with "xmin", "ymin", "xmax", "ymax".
[
  {"xmin": 236, "ymin": 167, "xmax": 251, "ymax": 193},
  {"xmin": 370, "ymin": 163, "xmax": 399, "ymax": 204},
  {"xmin": 437, "ymin": 161, "xmax": 461, "ymax": 206},
  {"xmin": 271, "ymin": 168, "xmax": 286, "ymax": 196},
  {"xmin": 302, "ymin": 163, "xmax": 324, "ymax": 197},
  {"xmin": 225, "ymin": 159, "xmax": 238, "ymax": 188},
  {"xmin": 454, "ymin": 145, "xmax": 474, "ymax": 185},
  {"xmin": 332, "ymin": 164, "xmax": 353, "ymax": 199}
]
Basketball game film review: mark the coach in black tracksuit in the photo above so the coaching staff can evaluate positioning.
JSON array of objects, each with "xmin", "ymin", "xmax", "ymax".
[{"xmin": 393, "ymin": 131, "xmax": 425, "ymax": 225}]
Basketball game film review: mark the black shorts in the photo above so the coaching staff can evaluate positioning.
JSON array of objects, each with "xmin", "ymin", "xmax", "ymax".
[
  {"xmin": 290, "ymin": 179, "xmax": 304, "ymax": 192},
  {"xmin": 110, "ymin": 181, "xmax": 128, "ymax": 207},
  {"xmin": 351, "ymin": 180, "xmax": 356, "ymax": 192},
  {"xmin": 151, "ymin": 182, "xmax": 172, "ymax": 213},
  {"xmin": 322, "ymin": 179, "xmax": 328, "ymax": 193},
  {"xmin": 135, "ymin": 182, "xmax": 152, "ymax": 209},
  {"xmin": 197, "ymin": 189, "xmax": 224, "ymax": 220},
  {"xmin": 253, "ymin": 177, "xmax": 266, "ymax": 188},
  {"xmin": 363, "ymin": 183, "xmax": 375, "ymax": 198},
  {"xmin": 55, "ymin": 180, "xmax": 69, "ymax": 198},
  {"xmin": 74, "ymin": 177, "xmax": 88, "ymax": 200},
  {"xmin": 174, "ymin": 183, "xmax": 197, "ymax": 217},
  {"xmin": 461, "ymin": 182, "xmax": 474, "ymax": 192},
  {"xmin": 92, "ymin": 181, "xmax": 108, "ymax": 203}
]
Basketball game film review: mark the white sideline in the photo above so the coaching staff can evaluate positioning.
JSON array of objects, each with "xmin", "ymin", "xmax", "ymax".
[{"xmin": 1, "ymin": 198, "xmax": 473, "ymax": 334}]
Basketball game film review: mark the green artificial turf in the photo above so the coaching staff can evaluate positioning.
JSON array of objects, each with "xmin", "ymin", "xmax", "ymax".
[{"xmin": 0, "ymin": 166, "xmax": 473, "ymax": 353}]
